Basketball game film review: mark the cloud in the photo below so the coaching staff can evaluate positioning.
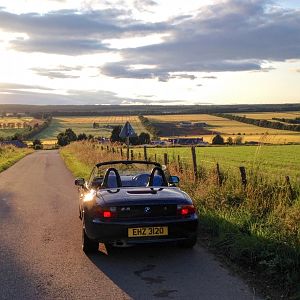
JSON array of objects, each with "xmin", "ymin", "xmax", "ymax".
[
  {"xmin": 0, "ymin": 82, "xmax": 53, "ymax": 90},
  {"xmin": 1, "ymin": 0, "xmax": 300, "ymax": 77},
  {"xmin": 0, "ymin": 8, "xmax": 168, "ymax": 55},
  {"xmin": 202, "ymin": 76, "xmax": 217, "ymax": 79},
  {"xmin": 101, "ymin": 0, "xmax": 300, "ymax": 78},
  {"xmin": 11, "ymin": 37, "xmax": 110, "ymax": 55},
  {"xmin": 133, "ymin": 0, "xmax": 157, "ymax": 12},
  {"xmin": 0, "ymin": 88, "xmax": 131, "ymax": 105},
  {"xmin": 31, "ymin": 66, "xmax": 83, "ymax": 79}
]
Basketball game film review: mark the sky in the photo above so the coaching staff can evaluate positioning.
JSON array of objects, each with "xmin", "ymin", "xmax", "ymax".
[{"xmin": 0, "ymin": 0, "xmax": 299, "ymax": 105}]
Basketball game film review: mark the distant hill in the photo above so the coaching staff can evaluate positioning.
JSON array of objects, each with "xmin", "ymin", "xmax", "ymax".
[{"xmin": 0, "ymin": 103, "xmax": 300, "ymax": 116}]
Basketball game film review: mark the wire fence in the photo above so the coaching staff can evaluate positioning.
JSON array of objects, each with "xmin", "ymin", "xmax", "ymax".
[{"xmin": 96, "ymin": 143, "xmax": 300, "ymax": 189}]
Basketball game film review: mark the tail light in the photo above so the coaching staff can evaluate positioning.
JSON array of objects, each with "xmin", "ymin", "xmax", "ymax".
[
  {"xmin": 177, "ymin": 205, "xmax": 196, "ymax": 217},
  {"xmin": 93, "ymin": 206, "xmax": 117, "ymax": 219}
]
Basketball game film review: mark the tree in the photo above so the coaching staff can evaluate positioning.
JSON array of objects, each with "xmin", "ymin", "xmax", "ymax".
[
  {"xmin": 138, "ymin": 132, "xmax": 151, "ymax": 144},
  {"xmin": 57, "ymin": 128, "xmax": 77, "ymax": 147},
  {"xmin": 226, "ymin": 137, "xmax": 233, "ymax": 145},
  {"xmin": 212, "ymin": 134, "xmax": 224, "ymax": 145},
  {"xmin": 77, "ymin": 133, "xmax": 87, "ymax": 141},
  {"xmin": 33, "ymin": 139, "xmax": 43, "ymax": 150},
  {"xmin": 65, "ymin": 128, "xmax": 77, "ymax": 142},
  {"xmin": 110, "ymin": 126, "xmax": 124, "ymax": 143},
  {"xmin": 234, "ymin": 136, "xmax": 243, "ymax": 145},
  {"xmin": 57, "ymin": 133, "xmax": 69, "ymax": 146}
]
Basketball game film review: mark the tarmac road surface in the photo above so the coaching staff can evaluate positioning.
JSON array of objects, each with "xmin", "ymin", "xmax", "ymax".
[{"xmin": 0, "ymin": 150, "xmax": 262, "ymax": 299}]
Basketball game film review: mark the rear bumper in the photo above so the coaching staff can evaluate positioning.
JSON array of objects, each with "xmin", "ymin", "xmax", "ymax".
[{"xmin": 84, "ymin": 215, "xmax": 198, "ymax": 244}]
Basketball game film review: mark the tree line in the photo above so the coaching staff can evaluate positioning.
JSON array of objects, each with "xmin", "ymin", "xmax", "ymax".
[
  {"xmin": 215, "ymin": 113, "xmax": 300, "ymax": 132},
  {"xmin": 57, "ymin": 126, "xmax": 151, "ymax": 146},
  {"xmin": 272, "ymin": 117, "xmax": 300, "ymax": 125},
  {"xmin": 0, "ymin": 116, "xmax": 52, "ymax": 142},
  {"xmin": 138, "ymin": 115, "xmax": 160, "ymax": 139}
]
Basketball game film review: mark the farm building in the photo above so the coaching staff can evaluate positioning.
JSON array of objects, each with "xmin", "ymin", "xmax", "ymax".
[
  {"xmin": 179, "ymin": 121, "xmax": 193, "ymax": 127},
  {"xmin": 167, "ymin": 137, "xmax": 207, "ymax": 145},
  {"xmin": 194, "ymin": 122, "xmax": 208, "ymax": 127}
]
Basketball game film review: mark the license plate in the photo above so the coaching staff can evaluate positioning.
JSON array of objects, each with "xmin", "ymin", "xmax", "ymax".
[{"xmin": 128, "ymin": 226, "xmax": 168, "ymax": 237}]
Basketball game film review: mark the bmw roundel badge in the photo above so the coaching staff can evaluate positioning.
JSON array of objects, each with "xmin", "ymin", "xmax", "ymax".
[{"xmin": 144, "ymin": 206, "xmax": 151, "ymax": 214}]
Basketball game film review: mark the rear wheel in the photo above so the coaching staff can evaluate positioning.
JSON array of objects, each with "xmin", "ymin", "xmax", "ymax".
[
  {"xmin": 82, "ymin": 224, "xmax": 98, "ymax": 254},
  {"xmin": 178, "ymin": 237, "xmax": 197, "ymax": 248}
]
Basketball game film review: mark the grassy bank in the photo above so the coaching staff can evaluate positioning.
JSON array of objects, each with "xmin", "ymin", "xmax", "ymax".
[
  {"xmin": 60, "ymin": 141, "xmax": 300, "ymax": 299},
  {"xmin": 0, "ymin": 146, "xmax": 33, "ymax": 172}
]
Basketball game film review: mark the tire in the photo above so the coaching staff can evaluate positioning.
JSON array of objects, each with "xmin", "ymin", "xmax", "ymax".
[
  {"xmin": 178, "ymin": 237, "xmax": 197, "ymax": 248},
  {"xmin": 82, "ymin": 224, "xmax": 98, "ymax": 254}
]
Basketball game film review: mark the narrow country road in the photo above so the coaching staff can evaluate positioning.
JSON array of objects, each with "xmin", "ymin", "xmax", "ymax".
[{"xmin": 0, "ymin": 150, "xmax": 261, "ymax": 299}]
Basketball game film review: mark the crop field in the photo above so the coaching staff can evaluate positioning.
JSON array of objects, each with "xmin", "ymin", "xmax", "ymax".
[
  {"xmin": 146, "ymin": 114, "xmax": 300, "ymax": 144},
  {"xmin": 133, "ymin": 144, "xmax": 300, "ymax": 181},
  {"xmin": 0, "ymin": 117, "xmax": 33, "ymax": 138},
  {"xmin": 234, "ymin": 111, "xmax": 300, "ymax": 120},
  {"xmin": 34, "ymin": 116, "xmax": 148, "ymax": 140}
]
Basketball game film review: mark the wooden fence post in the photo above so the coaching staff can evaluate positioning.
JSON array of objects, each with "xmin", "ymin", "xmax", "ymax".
[
  {"xmin": 239, "ymin": 166, "xmax": 247, "ymax": 188},
  {"xmin": 164, "ymin": 153, "xmax": 168, "ymax": 165},
  {"xmin": 177, "ymin": 155, "xmax": 183, "ymax": 173},
  {"xmin": 191, "ymin": 146, "xmax": 198, "ymax": 179},
  {"xmin": 216, "ymin": 163, "xmax": 223, "ymax": 186},
  {"xmin": 130, "ymin": 149, "xmax": 134, "ymax": 160},
  {"xmin": 285, "ymin": 176, "xmax": 294, "ymax": 198},
  {"xmin": 143, "ymin": 146, "xmax": 148, "ymax": 161},
  {"xmin": 154, "ymin": 153, "xmax": 157, "ymax": 162}
]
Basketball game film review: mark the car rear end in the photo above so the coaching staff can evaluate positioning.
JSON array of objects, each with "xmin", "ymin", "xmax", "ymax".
[{"xmin": 84, "ymin": 197, "xmax": 198, "ymax": 247}]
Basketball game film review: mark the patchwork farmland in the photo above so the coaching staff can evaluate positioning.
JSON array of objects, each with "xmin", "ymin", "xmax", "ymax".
[
  {"xmin": 34, "ymin": 116, "xmax": 148, "ymax": 140},
  {"xmin": 0, "ymin": 116, "xmax": 34, "ymax": 138},
  {"xmin": 9, "ymin": 112, "xmax": 300, "ymax": 145},
  {"xmin": 146, "ymin": 114, "xmax": 300, "ymax": 144}
]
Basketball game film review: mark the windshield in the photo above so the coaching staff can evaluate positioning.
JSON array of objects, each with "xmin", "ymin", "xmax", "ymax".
[
  {"xmin": 90, "ymin": 161, "xmax": 166, "ymax": 188},
  {"xmin": 96, "ymin": 161, "xmax": 161, "ymax": 177}
]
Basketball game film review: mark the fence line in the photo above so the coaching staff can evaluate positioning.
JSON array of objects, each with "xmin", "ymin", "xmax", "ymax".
[{"xmin": 95, "ymin": 144, "xmax": 298, "ymax": 190}]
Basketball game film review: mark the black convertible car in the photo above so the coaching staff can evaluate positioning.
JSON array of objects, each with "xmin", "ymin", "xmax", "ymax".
[{"xmin": 75, "ymin": 160, "xmax": 198, "ymax": 253}]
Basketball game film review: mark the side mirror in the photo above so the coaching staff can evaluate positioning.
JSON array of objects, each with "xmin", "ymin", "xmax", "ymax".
[
  {"xmin": 169, "ymin": 175, "xmax": 180, "ymax": 185},
  {"xmin": 75, "ymin": 178, "xmax": 85, "ymax": 187}
]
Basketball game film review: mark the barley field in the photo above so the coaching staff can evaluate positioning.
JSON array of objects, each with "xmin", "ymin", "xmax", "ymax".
[
  {"xmin": 0, "ymin": 117, "xmax": 33, "ymax": 138},
  {"xmin": 234, "ymin": 111, "xmax": 300, "ymax": 120},
  {"xmin": 34, "ymin": 116, "xmax": 148, "ymax": 140},
  {"xmin": 146, "ymin": 114, "xmax": 300, "ymax": 144}
]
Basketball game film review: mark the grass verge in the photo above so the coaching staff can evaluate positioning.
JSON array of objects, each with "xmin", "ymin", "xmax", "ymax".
[
  {"xmin": 0, "ymin": 146, "xmax": 33, "ymax": 173},
  {"xmin": 60, "ymin": 141, "xmax": 300, "ymax": 299}
]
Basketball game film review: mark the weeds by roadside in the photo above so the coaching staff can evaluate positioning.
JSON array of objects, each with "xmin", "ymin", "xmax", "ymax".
[{"xmin": 0, "ymin": 145, "xmax": 33, "ymax": 173}]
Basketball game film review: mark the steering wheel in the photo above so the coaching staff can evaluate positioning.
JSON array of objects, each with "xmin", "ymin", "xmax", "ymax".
[
  {"xmin": 132, "ymin": 173, "xmax": 150, "ymax": 187},
  {"xmin": 148, "ymin": 166, "xmax": 168, "ymax": 187},
  {"xmin": 101, "ymin": 167, "xmax": 122, "ymax": 188}
]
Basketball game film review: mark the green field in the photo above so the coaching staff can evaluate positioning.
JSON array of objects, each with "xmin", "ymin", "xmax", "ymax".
[
  {"xmin": 134, "ymin": 144, "xmax": 300, "ymax": 181},
  {"xmin": 0, "ymin": 128, "xmax": 27, "ymax": 138},
  {"xmin": 34, "ymin": 116, "xmax": 148, "ymax": 140},
  {"xmin": 0, "ymin": 117, "xmax": 33, "ymax": 138}
]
